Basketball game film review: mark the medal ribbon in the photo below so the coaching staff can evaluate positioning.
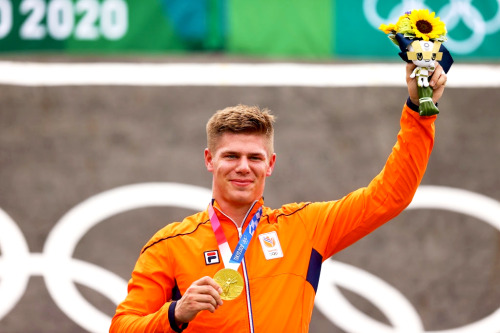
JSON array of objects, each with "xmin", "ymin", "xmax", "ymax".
[{"xmin": 208, "ymin": 201, "xmax": 262, "ymax": 271}]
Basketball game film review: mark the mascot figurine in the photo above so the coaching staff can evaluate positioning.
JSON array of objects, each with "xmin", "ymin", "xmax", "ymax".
[{"xmin": 379, "ymin": 9, "xmax": 454, "ymax": 116}]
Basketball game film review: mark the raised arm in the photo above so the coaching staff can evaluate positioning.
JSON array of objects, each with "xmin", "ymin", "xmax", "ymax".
[{"xmin": 304, "ymin": 63, "xmax": 447, "ymax": 259}]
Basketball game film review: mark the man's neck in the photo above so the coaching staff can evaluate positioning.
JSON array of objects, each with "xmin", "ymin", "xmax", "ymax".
[{"xmin": 218, "ymin": 205, "xmax": 249, "ymax": 228}]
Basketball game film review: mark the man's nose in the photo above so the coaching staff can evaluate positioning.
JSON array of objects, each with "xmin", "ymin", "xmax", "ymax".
[{"xmin": 236, "ymin": 157, "xmax": 250, "ymax": 173}]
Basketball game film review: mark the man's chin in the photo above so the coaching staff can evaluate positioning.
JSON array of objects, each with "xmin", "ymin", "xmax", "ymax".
[{"xmin": 229, "ymin": 194, "xmax": 259, "ymax": 206}]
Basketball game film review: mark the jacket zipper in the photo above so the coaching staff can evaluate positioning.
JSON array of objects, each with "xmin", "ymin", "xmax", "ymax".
[{"xmin": 215, "ymin": 201, "xmax": 257, "ymax": 333}]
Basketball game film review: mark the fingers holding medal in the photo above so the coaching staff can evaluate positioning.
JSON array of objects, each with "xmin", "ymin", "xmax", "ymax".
[
  {"xmin": 174, "ymin": 276, "xmax": 224, "ymax": 323},
  {"xmin": 174, "ymin": 270, "xmax": 243, "ymax": 326}
]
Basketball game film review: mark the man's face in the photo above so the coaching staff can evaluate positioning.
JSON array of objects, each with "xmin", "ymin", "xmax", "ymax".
[{"xmin": 205, "ymin": 132, "xmax": 276, "ymax": 211}]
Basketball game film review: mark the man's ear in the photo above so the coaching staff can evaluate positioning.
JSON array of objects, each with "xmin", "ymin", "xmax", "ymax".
[
  {"xmin": 266, "ymin": 153, "xmax": 276, "ymax": 176},
  {"xmin": 204, "ymin": 148, "xmax": 214, "ymax": 172}
]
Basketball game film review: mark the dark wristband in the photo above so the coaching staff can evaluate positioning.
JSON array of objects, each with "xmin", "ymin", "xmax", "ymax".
[
  {"xmin": 168, "ymin": 301, "xmax": 188, "ymax": 332},
  {"xmin": 406, "ymin": 97, "xmax": 419, "ymax": 112}
]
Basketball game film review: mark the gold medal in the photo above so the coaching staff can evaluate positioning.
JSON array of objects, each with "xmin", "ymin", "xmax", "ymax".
[{"xmin": 213, "ymin": 268, "xmax": 244, "ymax": 301}]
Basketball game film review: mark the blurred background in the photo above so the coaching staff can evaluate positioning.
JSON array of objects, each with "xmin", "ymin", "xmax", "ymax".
[{"xmin": 0, "ymin": 1, "xmax": 499, "ymax": 332}]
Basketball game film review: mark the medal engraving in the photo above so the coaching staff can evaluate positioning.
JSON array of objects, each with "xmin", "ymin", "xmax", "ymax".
[{"xmin": 213, "ymin": 268, "xmax": 244, "ymax": 301}]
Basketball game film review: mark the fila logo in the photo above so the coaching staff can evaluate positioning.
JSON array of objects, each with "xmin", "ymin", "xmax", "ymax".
[
  {"xmin": 258, "ymin": 231, "xmax": 283, "ymax": 260},
  {"xmin": 204, "ymin": 250, "xmax": 220, "ymax": 265}
]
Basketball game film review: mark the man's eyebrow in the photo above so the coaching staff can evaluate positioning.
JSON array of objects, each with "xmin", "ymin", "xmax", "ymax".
[
  {"xmin": 220, "ymin": 149, "xmax": 239, "ymax": 155},
  {"xmin": 219, "ymin": 150, "xmax": 266, "ymax": 157},
  {"xmin": 248, "ymin": 152, "xmax": 266, "ymax": 157}
]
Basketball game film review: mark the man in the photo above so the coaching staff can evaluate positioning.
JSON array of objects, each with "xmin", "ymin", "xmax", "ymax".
[{"xmin": 110, "ymin": 62, "xmax": 447, "ymax": 332}]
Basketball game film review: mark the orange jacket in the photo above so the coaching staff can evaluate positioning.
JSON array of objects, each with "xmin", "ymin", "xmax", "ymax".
[{"xmin": 110, "ymin": 102, "xmax": 436, "ymax": 332}]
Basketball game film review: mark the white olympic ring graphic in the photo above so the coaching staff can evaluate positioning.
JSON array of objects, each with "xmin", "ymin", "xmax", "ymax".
[
  {"xmin": 363, "ymin": 0, "xmax": 500, "ymax": 54},
  {"xmin": 1, "ymin": 183, "xmax": 499, "ymax": 332}
]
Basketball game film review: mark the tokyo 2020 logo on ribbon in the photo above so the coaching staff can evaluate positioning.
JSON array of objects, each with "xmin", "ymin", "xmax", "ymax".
[
  {"xmin": 1, "ymin": 183, "xmax": 500, "ymax": 332},
  {"xmin": 363, "ymin": 0, "xmax": 500, "ymax": 54}
]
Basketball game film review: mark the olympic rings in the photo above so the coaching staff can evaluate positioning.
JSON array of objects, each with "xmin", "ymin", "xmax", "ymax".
[
  {"xmin": 1, "ymin": 183, "xmax": 500, "ymax": 332},
  {"xmin": 316, "ymin": 186, "xmax": 500, "ymax": 333},
  {"xmin": 0, "ymin": 183, "xmax": 212, "ymax": 333},
  {"xmin": 363, "ymin": 0, "xmax": 500, "ymax": 54}
]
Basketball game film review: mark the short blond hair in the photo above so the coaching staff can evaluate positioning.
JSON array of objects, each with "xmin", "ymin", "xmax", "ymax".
[{"xmin": 206, "ymin": 104, "xmax": 275, "ymax": 154}]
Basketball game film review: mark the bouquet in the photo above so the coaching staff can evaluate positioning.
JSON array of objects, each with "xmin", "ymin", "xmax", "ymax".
[{"xmin": 379, "ymin": 9, "xmax": 453, "ymax": 116}]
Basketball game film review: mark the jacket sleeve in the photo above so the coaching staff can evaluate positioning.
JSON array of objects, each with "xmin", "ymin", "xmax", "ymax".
[
  {"xmin": 303, "ymin": 101, "xmax": 436, "ymax": 259},
  {"xmin": 109, "ymin": 238, "xmax": 184, "ymax": 333}
]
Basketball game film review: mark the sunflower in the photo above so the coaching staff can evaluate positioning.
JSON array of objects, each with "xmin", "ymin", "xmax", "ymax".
[
  {"xmin": 409, "ymin": 9, "xmax": 446, "ymax": 41},
  {"xmin": 378, "ymin": 23, "xmax": 397, "ymax": 34}
]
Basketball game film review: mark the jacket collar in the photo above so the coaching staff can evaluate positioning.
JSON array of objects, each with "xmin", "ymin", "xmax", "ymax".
[{"xmin": 211, "ymin": 198, "xmax": 264, "ymax": 229}]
